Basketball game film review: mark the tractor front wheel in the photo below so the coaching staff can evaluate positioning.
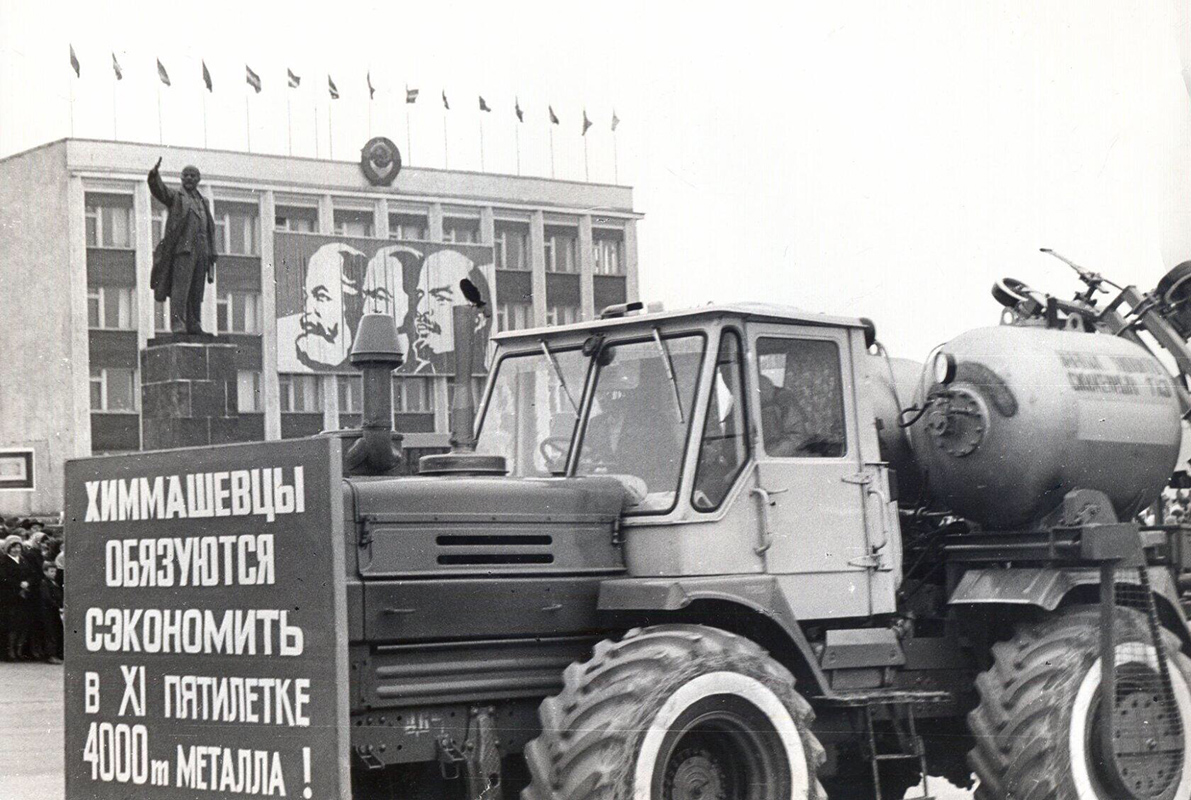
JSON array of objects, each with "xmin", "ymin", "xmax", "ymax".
[
  {"xmin": 521, "ymin": 624, "xmax": 826, "ymax": 800},
  {"xmin": 969, "ymin": 606, "xmax": 1191, "ymax": 800}
]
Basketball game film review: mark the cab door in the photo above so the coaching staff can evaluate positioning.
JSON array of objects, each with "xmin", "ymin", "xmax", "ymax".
[{"xmin": 747, "ymin": 323, "xmax": 879, "ymax": 620}]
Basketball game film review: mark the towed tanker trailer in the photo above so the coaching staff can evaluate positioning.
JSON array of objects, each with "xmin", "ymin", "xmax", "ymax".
[{"xmin": 64, "ymin": 258, "xmax": 1191, "ymax": 800}]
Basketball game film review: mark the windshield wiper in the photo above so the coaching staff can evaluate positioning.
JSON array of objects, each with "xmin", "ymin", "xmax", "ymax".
[
  {"xmin": 540, "ymin": 340, "xmax": 579, "ymax": 414},
  {"xmin": 652, "ymin": 328, "xmax": 685, "ymax": 423}
]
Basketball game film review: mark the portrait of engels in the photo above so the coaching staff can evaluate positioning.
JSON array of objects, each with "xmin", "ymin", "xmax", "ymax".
[{"xmin": 275, "ymin": 241, "xmax": 492, "ymax": 373}]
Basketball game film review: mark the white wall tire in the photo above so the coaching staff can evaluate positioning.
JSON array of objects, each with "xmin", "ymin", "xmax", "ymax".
[
  {"xmin": 969, "ymin": 606, "xmax": 1191, "ymax": 800},
  {"xmin": 521, "ymin": 624, "xmax": 826, "ymax": 800}
]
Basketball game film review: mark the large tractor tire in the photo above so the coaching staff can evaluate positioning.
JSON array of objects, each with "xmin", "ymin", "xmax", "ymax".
[
  {"xmin": 522, "ymin": 624, "xmax": 826, "ymax": 800},
  {"xmin": 969, "ymin": 606, "xmax": 1191, "ymax": 800}
]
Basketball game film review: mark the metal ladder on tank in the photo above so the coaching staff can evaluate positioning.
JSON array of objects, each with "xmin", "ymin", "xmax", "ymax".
[{"xmin": 819, "ymin": 689, "xmax": 949, "ymax": 800}]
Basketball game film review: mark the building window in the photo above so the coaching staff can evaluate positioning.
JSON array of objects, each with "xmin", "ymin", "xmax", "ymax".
[
  {"xmin": 494, "ymin": 221, "xmax": 530, "ymax": 271},
  {"xmin": 275, "ymin": 205, "xmax": 319, "ymax": 232},
  {"xmin": 393, "ymin": 376, "xmax": 434, "ymax": 413},
  {"xmin": 443, "ymin": 217, "xmax": 479, "ymax": 244},
  {"xmin": 237, "ymin": 371, "xmax": 262, "ymax": 413},
  {"xmin": 90, "ymin": 367, "xmax": 137, "ymax": 412},
  {"xmin": 84, "ymin": 196, "xmax": 134, "ymax": 249},
  {"xmin": 154, "ymin": 301, "xmax": 170, "ymax": 334},
  {"xmin": 216, "ymin": 291, "xmax": 262, "ymax": 334},
  {"xmin": 544, "ymin": 227, "xmax": 577, "ymax": 273},
  {"xmin": 338, "ymin": 375, "xmax": 362, "ymax": 414},
  {"xmin": 389, "ymin": 212, "xmax": 427, "ymax": 241},
  {"xmin": 87, "ymin": 286, "xmax": 138, "ymax": 330},
  {"xmin": 333, "ymin": 209, "xmax": 374, "ymax": 238},
  {"xmin": 545, "ymin": 305, "xmax": 579, "ymax": 327},
  {"xmin": 496, "ymin": 301, "xmax": 533, "ymax": 332},
  {"xmin": 151, "ymin": 202, "xmax": 166, "ymax": 246},
  {"xmin": 593, "ymin": 230, "xmax": 624, "ymax": 276},
  {"xmin": 278, "ymin": 374, "xmax": 323, "ymax": 413},
  {"xmin": 214, "ymin": 203, "xmax": 260, "ymax": 256}
]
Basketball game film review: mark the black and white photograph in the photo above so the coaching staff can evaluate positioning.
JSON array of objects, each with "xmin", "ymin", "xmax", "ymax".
[{"xmin": 2, "ymin": 1, "xmax": 1191, "ymax": 798}]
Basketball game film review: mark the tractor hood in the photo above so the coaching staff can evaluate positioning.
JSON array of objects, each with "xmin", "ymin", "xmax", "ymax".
[{"xmin": 348, "ymin": 474, "xmax": 629, "ymax": 579}]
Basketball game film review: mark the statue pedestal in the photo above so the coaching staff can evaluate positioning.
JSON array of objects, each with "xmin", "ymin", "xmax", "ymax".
[{"xmin": 140, "ymin": 336, "xmax": 239, "ymax": 450}]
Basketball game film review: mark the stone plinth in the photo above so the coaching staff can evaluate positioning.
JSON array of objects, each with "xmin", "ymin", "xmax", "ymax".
[{"xmin": 140, "ymin": 336, "xmax": 239, "ymax": 450}]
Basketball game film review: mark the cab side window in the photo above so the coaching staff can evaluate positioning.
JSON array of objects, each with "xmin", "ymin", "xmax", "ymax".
[
  {"xmin": 692, "ymin": 331, "xmax": 750, "ymax": 511},
  {"xmin": 757, "ymin": 337, "xmax": 847, "ymax": 458}
]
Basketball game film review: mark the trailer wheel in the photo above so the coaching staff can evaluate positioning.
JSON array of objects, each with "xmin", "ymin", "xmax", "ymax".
[
  {"xmin": 521, "ymin": 624, "xmax": 826, "ymax": 800},
  {"xmin": 968, "ymin": 606, "xmax": 1191, "ymax": 800}
]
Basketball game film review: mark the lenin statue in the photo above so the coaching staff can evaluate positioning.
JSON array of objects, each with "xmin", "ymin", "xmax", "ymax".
[{"xmin": 148, "ymin": 158, "xmax": 217, "ymax": 335}]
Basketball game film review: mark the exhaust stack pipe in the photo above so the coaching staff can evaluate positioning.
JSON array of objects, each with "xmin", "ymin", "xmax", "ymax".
[{"xmin": 345, "ymin": 314, "xmax": 404, "ymax": 476}]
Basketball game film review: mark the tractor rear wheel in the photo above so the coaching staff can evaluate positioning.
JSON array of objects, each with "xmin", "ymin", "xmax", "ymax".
[
  {"xmin": 521, "ymin": 624, "xmax": 826, "ymax": 800},
  {"xmin": 969, "ymin": 606, "xmax": 1191, "ymax": 800}
]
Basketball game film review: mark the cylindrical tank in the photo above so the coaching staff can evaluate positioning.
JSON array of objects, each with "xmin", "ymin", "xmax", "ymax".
[
  {"xmin": 868, "ymin": 354, "xmax": 925, "ymax": 503},
  {"xmin": 902, "ymin": 326, "xmax": 1182, "ymax": 529}
]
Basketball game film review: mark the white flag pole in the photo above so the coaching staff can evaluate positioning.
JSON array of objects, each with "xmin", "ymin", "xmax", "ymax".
[{"xmin": 245, "ymin": 93, "xmax": 252, "ymax": 154}]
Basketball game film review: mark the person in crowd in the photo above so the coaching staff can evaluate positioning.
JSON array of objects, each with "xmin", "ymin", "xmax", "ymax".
[
  {"xmin": 39, "ymin": 560, "xmax": 63, "ymax": 663},
  {"xmin": 17, "ymin": 536, "xmax": 44, "ymax": 659},
  {"xmin": 1, "ymin": 535, "xmax": 26, "ymax": 660},
  {"xmin": 54, "ymin": 545, "xmax": 64, "ymax": 589}
]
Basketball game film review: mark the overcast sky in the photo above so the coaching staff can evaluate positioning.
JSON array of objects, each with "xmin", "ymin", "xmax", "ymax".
[{"xmin": 2, "ymin": 0, "xmax": 1189, "ymax": 360}]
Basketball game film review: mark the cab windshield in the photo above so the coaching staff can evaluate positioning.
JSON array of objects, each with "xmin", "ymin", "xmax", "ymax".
[{"xmin": 477, "ymin": 332, "xmax": 706, "ymax": 513}]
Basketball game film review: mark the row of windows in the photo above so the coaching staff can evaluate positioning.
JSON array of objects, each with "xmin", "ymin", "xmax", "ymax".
[
  {"xmin": 87, "ymin": 197, "xmax": 625, "ymax": 274},
  {"xmin": 94, "ymin": 290, "xmax": 579, "ymax": 336},
  {"xmin": 91, "ymin": 368, "xmax": 447, "ymax": 416},
  {"xmin": 89, "ymin": 288, "xmax": 261, "ymax": 335}
]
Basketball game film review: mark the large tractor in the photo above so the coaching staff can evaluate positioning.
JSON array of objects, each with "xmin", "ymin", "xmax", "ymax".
[{"xmin": 67, "ymin": 257, "xmax": 1191, "ymax": 800}]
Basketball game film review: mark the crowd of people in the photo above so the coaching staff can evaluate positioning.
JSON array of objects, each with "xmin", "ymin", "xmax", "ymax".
[{"xmin": 0, "ymin": 518, "xmax": 63, "ymax": 663}]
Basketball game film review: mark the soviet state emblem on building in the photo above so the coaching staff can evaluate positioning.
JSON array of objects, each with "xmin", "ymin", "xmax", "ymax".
[{"xmin": 360, "ymin": 137, "xmax": 402, "ymax": 186}]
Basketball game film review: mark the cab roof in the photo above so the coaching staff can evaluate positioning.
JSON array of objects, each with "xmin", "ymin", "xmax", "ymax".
[{"xmin": 491, "ymin": 302, "xmax": 867, "ymax": 343}]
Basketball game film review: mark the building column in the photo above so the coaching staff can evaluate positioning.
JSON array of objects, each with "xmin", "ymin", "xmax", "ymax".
[
  {"xmin": 317, "ymin": 194, "xmax": 339, "ymax": 431},
  {"xmin": 67, "ymin": 176, "xmax": 92, "ymax": 458},
  {"xmin": 200, "ymin": 186, "xmax": 218, "ymax": 335},
  {"xmin": 578, "ymin": 214, "xmax": 595, "ymax": 320},
  {"xmin": 624, "ymin": 219, "xmax": 640, "ymax": 303},
  {"xmin": 375, "ymin": 198, "xmax": 390, "ymax": 239},
  {"xmin": 259, "ymin": 190, "xmax": 281, "ymax": 440},
  {"xmin": 530, "ymin": 211, "xmax": 547, "ymax": 327},
  {"xmin": 133, "ymin": 182, "xmax": 153, "ymax": 349},
  {"xmin": 428, "ymin": 203, "xmax": 444, "ymax": 241}
]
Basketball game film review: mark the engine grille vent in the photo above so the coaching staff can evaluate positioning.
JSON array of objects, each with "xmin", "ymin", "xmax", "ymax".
[{"xmin": 435, "ymin": 534, "xmax": 554, "ymax": 566}]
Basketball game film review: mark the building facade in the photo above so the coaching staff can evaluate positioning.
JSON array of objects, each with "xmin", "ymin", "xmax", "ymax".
[{"xmin": 0, "ymin": 138, "xmax": 641, "ymax": 516}]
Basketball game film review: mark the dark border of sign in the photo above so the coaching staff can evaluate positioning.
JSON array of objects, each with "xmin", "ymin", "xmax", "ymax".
[{"xmin": 0, "ymin": 449, "xmax": 34, "ymax": 490}]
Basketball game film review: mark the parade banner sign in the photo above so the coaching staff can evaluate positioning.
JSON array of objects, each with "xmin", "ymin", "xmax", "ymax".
[
  {"xmin": 64, "ymin": 437, "xmax": 350, "ymax": 800},
  {"xmin": 274, "ymin": 233, "xmax": 493, "ymax": 375}
]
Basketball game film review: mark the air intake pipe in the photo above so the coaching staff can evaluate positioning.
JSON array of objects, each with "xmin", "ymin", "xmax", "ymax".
[{"xmin": 345, "ymin": 313, "xmax": 404, "ymax": 476}]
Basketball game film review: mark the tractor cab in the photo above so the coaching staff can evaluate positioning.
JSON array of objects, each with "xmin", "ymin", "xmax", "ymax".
[{"xmin": 476, "ymin": 304, "xmax": 900, "ymax": 621}]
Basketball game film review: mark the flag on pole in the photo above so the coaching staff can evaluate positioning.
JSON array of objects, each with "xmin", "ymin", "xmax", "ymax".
[
  {"xmin": 442, "ymin": 90, "xmax": 449, "ymax": 110},
  {"xmin": 515, "ymin": 97, "xmax": 523, "ymax": 122},
  {"xmin": 202, "ymin": 60, "xmax": 213, "ymax": 91},
  {"xmin": 287, "ymin": 68, "xmax": 300, "ymax": 88},
  {"xmin": 69, "ymin": 45, "xmax": 80, "ymax": 77},
  {"xmin": 246, "ymin": 65, "xmax": 261, "ymax": 93},
  {"xmin": 406, "ymin": 86, "xmax": 418, "ymax": 103},
  {"xmin": 111, "ymin": 53, "xmax": 122, "ymax": 80},
  {"xmin": 328, "ymin": 75, "xmax": 339, "ymax": 99},
  {"xmin": 367, "ymin": 71, "xmax": 375, "ymax": 99},
  {"xmin": 479, "ymin": 96, "xmax": 490, "ymax": 112},
  {"xmin": 157, "ymin": 58, "xmax": 170, "ymax": 86},
  {"xmin": 611, "ymin": 110, "xmax": 620, "ymax": 131},
  {"xmin": 582, "ymin": 109, "xmax": 592, "ymax": 135},
  {"xmin": 548, "ymin": 105, "xmax": 559, "ymax": 124}
]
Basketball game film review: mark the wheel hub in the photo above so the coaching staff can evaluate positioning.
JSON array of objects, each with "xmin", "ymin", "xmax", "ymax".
[
  {"xmin": 1093, "ymin": 683, "xmax": 1185, "ymax": 799},
  {"xmin": 664, "ymin": 748, "xmax": 727, "ymax": 800}
]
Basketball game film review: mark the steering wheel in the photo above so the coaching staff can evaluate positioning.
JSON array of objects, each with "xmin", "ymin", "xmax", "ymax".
[
  {"xmin": 992, "ymin": 277, "xmax": 1046, "ymax": 311},
  {"xmin": 539, "ymin": 437, "xmax": 571, "ymax": 471}
]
